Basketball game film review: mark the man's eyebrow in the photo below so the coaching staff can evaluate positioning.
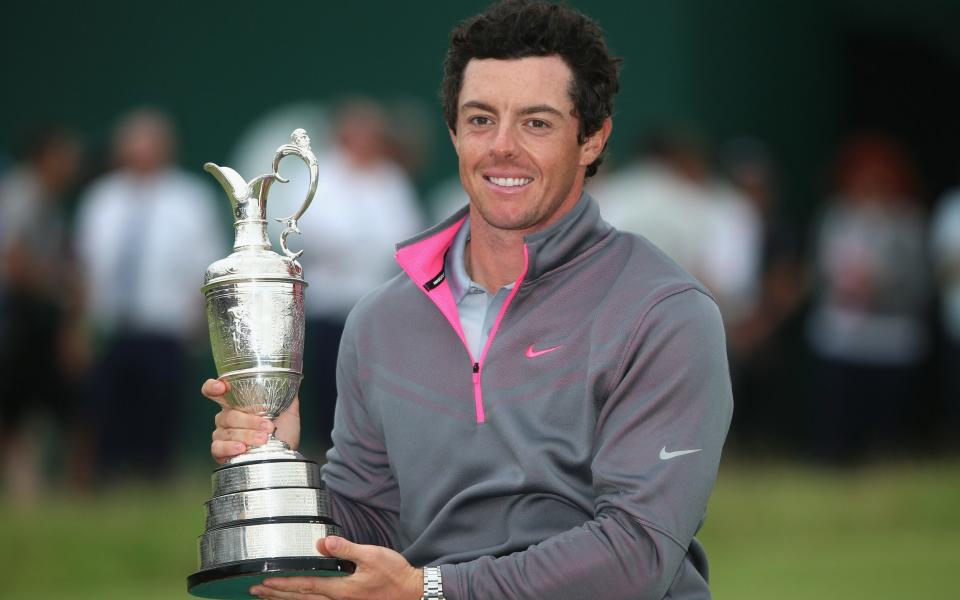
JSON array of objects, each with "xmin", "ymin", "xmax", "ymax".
[
  {"xmin": 460, "ymin": 101, "xmax": 564, "ymax": 118},
  {"xmin": 519, "ymin": 104, "xmax": 563, "ymax": 117},
  {"xmin": 461, "ymin": 100, "xmax": 496, "ymax": 113}
]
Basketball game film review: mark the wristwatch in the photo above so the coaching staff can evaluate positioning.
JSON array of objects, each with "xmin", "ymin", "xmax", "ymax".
[{"xmin": 422, "ymin": 566, "xmax": 445, "ymax": 600}]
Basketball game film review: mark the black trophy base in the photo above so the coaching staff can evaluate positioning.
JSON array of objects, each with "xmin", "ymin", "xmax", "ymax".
[{"xmin": 188, "ymin": 557, "xmax": 356, "ymax": 599}]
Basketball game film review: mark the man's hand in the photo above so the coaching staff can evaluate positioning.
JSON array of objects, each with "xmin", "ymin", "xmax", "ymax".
[
  {"xmin": 202, "ymin": 378, "xmax": 302, "ymax": 464},
  {"xmin": 250, "ymin": 536, "xmax": 423, "ymax": 600}
]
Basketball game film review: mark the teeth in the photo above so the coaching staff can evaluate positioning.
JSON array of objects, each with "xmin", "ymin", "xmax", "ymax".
[{"xmin": 488, "ymin": 176, "xmax": 531, "ymax": 187}]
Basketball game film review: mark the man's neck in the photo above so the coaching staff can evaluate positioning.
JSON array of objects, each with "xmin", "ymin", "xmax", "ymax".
[{"xmin": 464, "ymin": 214, "xmax": 526, "ymax": 292}]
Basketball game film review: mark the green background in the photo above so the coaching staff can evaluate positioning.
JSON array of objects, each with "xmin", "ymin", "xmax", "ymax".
[{"xmin": 5, "ymin": 0, "xmax": 960, "ymax": 222}]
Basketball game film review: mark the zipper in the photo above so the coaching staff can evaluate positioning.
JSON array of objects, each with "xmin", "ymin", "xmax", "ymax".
[
  {"xmin": 472, "ymin": 362, "xmax": 484, "ymax": 423},
  {"xmin": 397, "ymin": 222, "xmax": 530, "ymax": 426},
  {"xmin": 468, "ymin": 243, "xmax": 530, "ymax": 424}
]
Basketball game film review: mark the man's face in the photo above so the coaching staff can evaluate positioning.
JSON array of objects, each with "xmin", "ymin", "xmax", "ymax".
[{"xmin": 451, "ymin": 56, "xmax": 609, "ymax": 236}]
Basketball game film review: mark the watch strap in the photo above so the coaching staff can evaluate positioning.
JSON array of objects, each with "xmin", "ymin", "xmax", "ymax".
[{"xmin": 422, "ymin": 565, "xmax": 444, "ymax": 600}]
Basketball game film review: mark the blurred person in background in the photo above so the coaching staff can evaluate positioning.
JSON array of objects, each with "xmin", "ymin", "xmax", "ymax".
[
  {"xmin": 0, "ymin": 125, "xmax": 86, "ymax": 503},
  {"xmin": 75, "ymin": 108, "xmax": 226, "ymax": 483},
  {"xmin": 295, "ymin": 98, "xmax": 424, "ymax": 450},
  {"xmin": 427, "ymin": 174, "xmax": 470, "ymax": 224},
  {"xmin": 594, "ymin": 131, "xmax": 714, "ymax": 279},
  {"xmin": 930, "ymin": 175, "xmax": 960, "ymax": 443},
  {"xmin": 721, "ymin": 138, "xmax": 807, "ymax": 450},
  {"xmin": 806, "ymin": 134, "xmax": 930, "ymax": 462},
  {"xmin": 596, "ymin": 129, "xmax": 763, "ymax": 326}
]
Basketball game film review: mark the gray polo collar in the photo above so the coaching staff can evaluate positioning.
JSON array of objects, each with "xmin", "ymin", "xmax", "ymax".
[
  {"xmin": 445, "ymin": 213, "xmax": 473, "ymax": 302},
  {"xmin": 445, "ymin": 214, "xmax": 515, "ymax": 302}
]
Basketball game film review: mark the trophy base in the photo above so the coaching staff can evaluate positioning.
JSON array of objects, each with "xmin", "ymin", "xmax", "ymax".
[{"xmin": 188, "ymin": 556, "xmax": 355, "ymax": 599}]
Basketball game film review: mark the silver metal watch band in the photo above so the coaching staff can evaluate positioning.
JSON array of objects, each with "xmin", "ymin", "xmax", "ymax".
[{"xmin": 422, "ymin": 566, "xmax": 444, "ymax": 600}]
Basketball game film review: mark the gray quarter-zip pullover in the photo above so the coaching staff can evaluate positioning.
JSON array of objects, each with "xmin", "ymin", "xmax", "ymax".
[{"xmin": 322, "ymin": 194, "xmax": 733, "ymax": 599}]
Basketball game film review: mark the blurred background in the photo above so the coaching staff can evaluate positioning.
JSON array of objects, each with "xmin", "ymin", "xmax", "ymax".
[{"xmin": 1, "ymin": 0, "xmax": 959, "ymax": 598}]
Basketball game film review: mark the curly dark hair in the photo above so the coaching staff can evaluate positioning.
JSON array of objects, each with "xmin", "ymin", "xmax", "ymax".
[{"xmin": 441, "ymin": 0, "xmax": 621, "ymax": 177}]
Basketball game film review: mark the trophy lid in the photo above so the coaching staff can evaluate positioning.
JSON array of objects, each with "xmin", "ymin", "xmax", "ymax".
[{"xmin": 202, "ymin": 249, "xmax": 306, "ymax": 291}]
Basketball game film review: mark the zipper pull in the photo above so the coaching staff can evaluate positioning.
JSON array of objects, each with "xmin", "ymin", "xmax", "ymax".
[{"xmin": 472, "ymin": 362, "xmax": 480, "ymax": 382}]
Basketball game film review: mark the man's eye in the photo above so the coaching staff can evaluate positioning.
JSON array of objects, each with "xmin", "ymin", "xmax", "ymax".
[
  {"xmin": 468, "ymin": 116, "xmax": 492, "ymax": 126},
  {"xmin": 526, "ymin": 119, "xmax": 550, "ymax": 129}
]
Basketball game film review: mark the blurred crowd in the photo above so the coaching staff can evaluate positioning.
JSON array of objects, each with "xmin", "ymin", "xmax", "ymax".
[
  {"xmin": 0, "ymin": 101, "xmax": 426, "ymax": 503},
  {"xmin": 1, "ymin": 102, "xmax": 958, "ymax": 503},
  {"xmin": 592, "ymin": 129, "xmax": 959, "ymax": 463}
]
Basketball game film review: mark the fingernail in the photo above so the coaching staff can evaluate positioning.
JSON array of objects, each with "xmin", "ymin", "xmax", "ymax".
[
  {"xmin": 326, "ymin": 536, "xmax": 340, "ymax": 551},
  {"xmin": 260, "ymin": 420, "xmax": 272, "ymax": 432},
  {"xmin": 232, "ymin": 443, "xmax": 245, "ymax": 453}
]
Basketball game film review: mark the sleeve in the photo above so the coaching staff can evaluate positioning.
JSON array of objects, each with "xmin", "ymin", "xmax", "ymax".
[
  {"xmin": 438, "ymin": 288, "xmax": 734, "ymax": 600},
  {"xmin": 321, "ymin": 308, "xmax": 404, "ymax": 551}
]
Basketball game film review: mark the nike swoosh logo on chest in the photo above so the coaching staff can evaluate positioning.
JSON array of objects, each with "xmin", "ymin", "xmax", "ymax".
[{"xmin": 525, "ymin": 344, "xmax": 562, "ymax": 358}]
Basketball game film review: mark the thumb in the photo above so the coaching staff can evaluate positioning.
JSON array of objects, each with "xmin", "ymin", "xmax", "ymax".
[{"xmin": 318, "ymin": 536, "xmax": 364, "ymax": 562}]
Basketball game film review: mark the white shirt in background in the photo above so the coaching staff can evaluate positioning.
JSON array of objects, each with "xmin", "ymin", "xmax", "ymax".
[
  {"xmin": 75, "ymin": 168, "xmax": 227, "ymax": 339},
  {"xmin": 297, "ymin": 150, "xmax": 424, "ymax": 320}
]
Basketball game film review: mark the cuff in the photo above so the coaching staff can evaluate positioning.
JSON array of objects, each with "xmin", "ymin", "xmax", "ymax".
[{"xmin": 437, "ymin": 564, "xmax": 461, "ymax": 600}]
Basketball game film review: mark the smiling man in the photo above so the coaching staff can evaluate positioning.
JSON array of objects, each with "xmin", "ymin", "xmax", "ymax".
[{"xmin": 206, "ymin": 1, "xmax": 733, "ymax": 599}]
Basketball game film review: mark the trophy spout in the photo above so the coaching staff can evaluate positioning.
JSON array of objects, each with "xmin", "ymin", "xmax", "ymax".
[
  {"xmin": 205, "ymin": 163, "xmax": 253, "ymax": 216},
  {"xmin": 204, "ymin": 162, "xmax": 273, "ymax": 251}
]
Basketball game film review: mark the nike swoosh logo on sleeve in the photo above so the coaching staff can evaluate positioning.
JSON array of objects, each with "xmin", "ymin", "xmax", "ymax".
[
  {"xmin": 659, "ymin": 446, "xmax": 702, "ymax": 460},
  {"xmin": 525, "ymin": 344, "xmax": 562, "ymax": 358}
]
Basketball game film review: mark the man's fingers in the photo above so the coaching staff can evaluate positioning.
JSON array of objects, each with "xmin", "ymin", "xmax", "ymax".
[
  {"xmin": 212, "ymin": 425, "xmax": 270, "ymax": 447},
  {"xmin": 204, "ymin": 378, "xmax": 280, "ymax": 464},
  {"xmin": 255, "ymin": 576, "xmax": 340, "ymax": 599},
  {"xmin": 210, "ymin": 440, "xmax": 247, "ymax": 463},
  {"xmin": 316, "ymin": 536, "xmax": 364, "ymax": 563},
  {"xmin": 250, "ymin": 585, "xmax": 320, "ymax": 600},
  {"xmin": 214, "ymin": 408, "xmax": 273, "ymax": 433},
  {"xmin": 201, "ymin": 378, "xmax": 229, "ymax": 402}
]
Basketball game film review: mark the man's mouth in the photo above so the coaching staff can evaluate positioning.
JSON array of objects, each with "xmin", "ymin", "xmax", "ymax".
[{"xmin": 484, "ymin": 176, "xmax": 533, "ymax": 188}]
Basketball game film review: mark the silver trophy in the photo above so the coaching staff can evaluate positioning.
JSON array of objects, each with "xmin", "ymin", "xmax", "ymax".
[{"xmin": 188, "ymin": 129, "xmax": 354, "ymax": 599}]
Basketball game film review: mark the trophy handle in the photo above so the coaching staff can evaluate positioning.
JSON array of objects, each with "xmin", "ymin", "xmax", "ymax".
[{"xmin": 260, "ymin": 128, "xmax": 319, "ymax": 261}]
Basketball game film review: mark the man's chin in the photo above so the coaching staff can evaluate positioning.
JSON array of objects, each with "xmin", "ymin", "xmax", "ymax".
[{"xmin": 472, "ymin": 208, "xmax": 542, "ymax": 233}]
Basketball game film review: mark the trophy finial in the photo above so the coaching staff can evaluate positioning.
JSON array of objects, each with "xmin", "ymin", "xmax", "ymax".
[{"xmin": 291, "ymin": 128, "xmax": 311, "ymax": 150}]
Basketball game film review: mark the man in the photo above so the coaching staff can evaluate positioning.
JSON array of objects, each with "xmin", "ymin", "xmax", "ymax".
[
  {"xmin": 78, "ymin": 108, "xmax": 226, "ymax": 481},
  {"xmin": 206, "ymin": 1, "xmax": 732, "ymax": 598},
  {"xmin": 0, "ymin": 125, "xmax": 84, "ymax": 500}
]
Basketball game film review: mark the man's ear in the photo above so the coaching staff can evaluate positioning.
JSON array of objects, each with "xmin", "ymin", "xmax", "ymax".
[
  {"xmin": 448, "ymin": 127, "xmax": 459, "ymax": 153},
  {"xmin": 579, "ymin": 118, "xmax": 613, "ymax": 167}
]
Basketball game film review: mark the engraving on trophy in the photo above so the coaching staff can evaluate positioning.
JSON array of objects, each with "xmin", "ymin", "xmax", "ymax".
[
  {"xmin": 211, "ymin": 461, "xmax": 322, "ymax": 496},
  {"xmin": 188, "ymin": 129, "xmax": 354, "ymax": 599},
  {"xmin": 225, "ymin": 304, "xmax": 252, "ymax": 357}
]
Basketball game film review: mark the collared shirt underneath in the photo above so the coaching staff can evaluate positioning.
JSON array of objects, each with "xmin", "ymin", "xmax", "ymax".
[{"xmin": 444, "ymin": 215, "xmax": 515, "ymax": 360}]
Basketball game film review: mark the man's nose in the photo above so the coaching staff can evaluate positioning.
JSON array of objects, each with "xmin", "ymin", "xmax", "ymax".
[{"xmin": 490, "ymin": 124, "xmax": 519, "ymax": 158}]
